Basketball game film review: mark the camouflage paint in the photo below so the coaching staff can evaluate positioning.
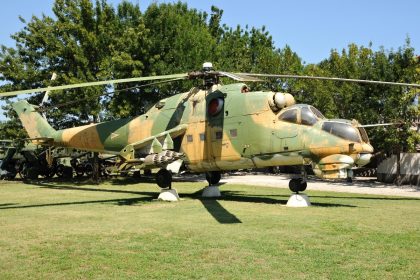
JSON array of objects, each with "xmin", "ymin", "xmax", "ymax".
[{"xmin": 13, "ymin": 82, "xmax": 374, "ymax": 178}]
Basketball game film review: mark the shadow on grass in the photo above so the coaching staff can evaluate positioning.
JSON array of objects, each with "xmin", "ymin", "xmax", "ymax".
[
  {"xmin": 0, "ymin": 197, "xmax": 155, "ymax": 210},
  {"xmin": 36, "ymin": 183, "xmax": 152, "ymax": 196},
  {"xmin": 2, "ymin": 181, "xmax": 357, "ymax": 223},
  {"xmin": 309, "ymin": 195, "xmax": 420, "ymax": 201},
  {"xmin": 0, "ymin": 203, "xmax": 17, "ymax": 207},
  {"xmin": 217, "ymin": 191, "xmax": 356, "ymax": 208},
  {"xmin": 22, "ymin": 173, "xmax": 207, "ymax": 187},
  {"xmin": 200, "ymin": 199, "xmax": 242, "ymax": 224}
]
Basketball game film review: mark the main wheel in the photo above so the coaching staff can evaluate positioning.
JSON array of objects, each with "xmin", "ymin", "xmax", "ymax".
[
  {"xmin": 42, "ymin": 167, "xmax": 56, "ymax": 178},
  {"xmin": 23, "ymin": 167, "xmax": 39, "ymax": 180},
  {"xmin": 56, "ymin": 164, "xmax": 65, "ymax": 178},
  {"xmin": 62, "ymin": 166, "xmax": 73, "ymax": 179},
  {"xmin": 205, "ymin": 171, "xmax": 221, "ymax": 185},
  {"xmin": 75, "ymin": 164, "xmax": 85, "ymax": 177},
  {"xmin": 156, "ymin": 169, "xmax": 172, "ymax": 189}
]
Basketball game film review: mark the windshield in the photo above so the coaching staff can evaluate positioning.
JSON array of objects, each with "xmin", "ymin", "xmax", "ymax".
[
  {"xmin": 279, "ymin": 109, "xmax": 298, "ymax": 123},
  {"xmin": 301, "ymin": 107, "xmax": 318, "ymax": 126},
  {"xmin": 310, "ymin": 106, "xmax": 326, "ymax": 119},
  {"xmin": 358, "ymin": 127, "xmax": 369, "ymax": 143},
  {"xmin": 322, "ymin": 122, "xmax": 361, "ymax": 142}
]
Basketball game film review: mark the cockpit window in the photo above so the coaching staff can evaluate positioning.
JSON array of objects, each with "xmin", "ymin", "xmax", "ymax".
[
  {"xmin": 279, "ymin": 109, "xmax": 298, "ymax": 123},
  {"xmin": 310, "ymin": 106, "xmax": 326, "ymax": 119},
  {"xmin": 301, "ymin": 107, "xmax": 318, "ymax": 126},
  {"xmin": 322, "ymin": 122, "xmax": 361, "ymax": 142},
  {"xmin": 358, "ymin": 127, "xmax": 369, "ymax": 143}
]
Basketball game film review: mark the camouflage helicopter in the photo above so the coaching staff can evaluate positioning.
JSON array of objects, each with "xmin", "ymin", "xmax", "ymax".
[{"xmin": 1, "ymin": 62, "xmax": 419, "ymax": 193}]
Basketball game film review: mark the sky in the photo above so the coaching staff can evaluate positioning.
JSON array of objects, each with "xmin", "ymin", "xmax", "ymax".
[{"xmin": 0, "ymin": 0, "xmax": 418, "ymax": 64}]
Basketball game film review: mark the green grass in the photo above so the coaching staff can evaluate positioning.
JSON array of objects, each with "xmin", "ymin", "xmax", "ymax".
[{"xmin": 0, "ymin": 178, "xmax": 419, "ymax": 279}]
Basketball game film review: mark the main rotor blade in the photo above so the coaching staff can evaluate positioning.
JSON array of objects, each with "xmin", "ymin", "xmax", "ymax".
[
  {"xmin": 0, "ymin": 73, "xmax": 188, "ymax": 97},
  {"xmin": 219, "ymin": 71, "xmax": 262, "ymax": 82},
  {"xmin": 360, "ymin": 123, "xmax": 400, "ymax": 128},
  {"xmin": 236, "ymin": 73, "xmax": 420, "ymax": 88}
]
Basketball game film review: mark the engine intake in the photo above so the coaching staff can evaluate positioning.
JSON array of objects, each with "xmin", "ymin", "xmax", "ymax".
[{"xmin": 268, "ymin": 92, "xmax": 295, "ymax": 112}]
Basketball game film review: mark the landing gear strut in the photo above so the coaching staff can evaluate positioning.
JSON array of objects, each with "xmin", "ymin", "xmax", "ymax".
[{"xmin": 156, "ymin": 169, "xmax": 172, "ymax": 189}]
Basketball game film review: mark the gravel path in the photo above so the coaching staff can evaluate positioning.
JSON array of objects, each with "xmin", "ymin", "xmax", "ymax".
[{"xmin": 221, "ymin": 174, "xmax": 420, "ymax": 198}]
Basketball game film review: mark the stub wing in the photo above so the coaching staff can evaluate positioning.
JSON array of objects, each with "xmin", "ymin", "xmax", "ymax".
[{"xmin": 119, "ymin": 124, "xmax": 187, "ymax": 166}]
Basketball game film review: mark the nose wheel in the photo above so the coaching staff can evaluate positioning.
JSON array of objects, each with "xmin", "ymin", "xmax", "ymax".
[{"xmin": 289, "ymin": 178, "xmax": 307, "ymax": 193}]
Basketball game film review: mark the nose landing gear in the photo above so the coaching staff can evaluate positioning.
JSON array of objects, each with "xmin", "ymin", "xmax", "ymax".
[
  {"xmin": 288, "ymin": 178, "xmax": 307, "ymax": 193},
  {"xmin": 287, "ymin": 167, "xmax": 311, "ymax": 207}
]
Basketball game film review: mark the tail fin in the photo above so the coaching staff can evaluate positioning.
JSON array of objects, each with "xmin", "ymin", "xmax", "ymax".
[{"xmin": 12, "ymin": 100, "xmax": 56, "ymax": 139}]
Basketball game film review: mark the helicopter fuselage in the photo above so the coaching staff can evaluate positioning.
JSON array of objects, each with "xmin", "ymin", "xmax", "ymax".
[{"xmin": 28, "ymin": 82, "xmax": 372, "ymax": 179}]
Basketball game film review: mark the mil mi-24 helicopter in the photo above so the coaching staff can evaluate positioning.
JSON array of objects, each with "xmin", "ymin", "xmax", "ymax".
[{"xmin": 1, "ymin": 62, "xmax": 419, "ymax": 193}]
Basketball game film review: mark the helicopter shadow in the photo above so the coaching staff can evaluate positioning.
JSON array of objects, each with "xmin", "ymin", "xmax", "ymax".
[{"xmin": 1, "ymin": 181, "xmax": 357, "ymax": 224}]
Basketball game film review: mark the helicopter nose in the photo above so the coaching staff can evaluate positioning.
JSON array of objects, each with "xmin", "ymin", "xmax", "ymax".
[
  {"xmin": 363, "ymin": 143, "xmax": 374, "ymax": 153},
  {"xmin": 355, "ymin": 153, "xmax": 372, "ymax": 166},
  {"xmin": 355, "ymin": 143, "xmax": 374, "ymax": 166}
]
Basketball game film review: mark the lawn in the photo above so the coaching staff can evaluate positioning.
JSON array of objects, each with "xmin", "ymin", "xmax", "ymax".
[{"xmin": 0, "ymin": 178, "xmax": 419, "ymax": 279}]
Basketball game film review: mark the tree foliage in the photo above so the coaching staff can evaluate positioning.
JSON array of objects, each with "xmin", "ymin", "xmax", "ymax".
[{"xmin": 0, "ymin": 0, "xmax": 418, "ymax": 153}]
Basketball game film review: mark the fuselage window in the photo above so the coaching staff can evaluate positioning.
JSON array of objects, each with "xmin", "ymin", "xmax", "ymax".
[
  {"xmin": 301, "ymin": 107, "xmax": 317, "ymax": 126},
  {"xmin": 215, "ymin": 131, "xmax": 223, "ymax": 140},
  {"xmin": 187, "ymin": 135, "xmax": 193, "ymax": 142},
  {"xmin": 229, "ymin": 129, "xmax": 238, "ymax": 138},
  {"xmin": 279, "ymin": 109, "xmax": 298, "ymax": 123},
  {"xmin": 199, "ymin": 133, "xmax": 206, "ymax": 141}
]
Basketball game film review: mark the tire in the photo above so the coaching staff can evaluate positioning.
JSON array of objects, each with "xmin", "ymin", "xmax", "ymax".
[
  {"xmin": 75, "ymin": 164, "xmax": 85, "ymax": 177},
  {"xmin": 289, "ymin": 178, "xmax": 300, "ymax": 193},
  {"xmin": 25, "ymin": 167, "xmax": 39, "ymax": 180},
  {"xmin": 56, "ymin": 164, "xmax": 65, "ymax": 177},
  {"xmin": 205, "ymin": 171, "xmax": 221, "ymax": 185},
  {"xmin": 299, "ymin": 180, "xmax": 307, "ymax": 192},
  {"xmin": 156, "ymin": 169, "xmax": 172, "ymax": 189},
  {"xmin": 84, "ymin": 163, "xmax": 93, "ymax": 177},
  {"xmin": 62, "ymin": 166, "xmax": 73, "ymax": 179}
]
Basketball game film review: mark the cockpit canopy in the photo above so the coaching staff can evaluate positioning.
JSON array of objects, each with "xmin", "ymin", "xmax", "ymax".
[
  {"xmin": 278, "ymin": 105, "xmax": 370, "ymax": 143},
  {"xmin": 278, "ymin": 105, "xmax": 325, "ymax": 126}
]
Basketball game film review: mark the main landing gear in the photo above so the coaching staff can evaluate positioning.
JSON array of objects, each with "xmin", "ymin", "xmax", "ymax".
[
  {"xmin": 156, "ymin": 169, "xmax": 180, "ymax": 201},
  {"xmin": 156, "ymin": 169, "xmax": 172, "ymax": 189},
  {"xmin": 203, "ymin": 171, "xmax": 222, "ymax": 198},
  {"xmin": 205, "ymin": 171, "xmax": 221, "ymax": 185}
]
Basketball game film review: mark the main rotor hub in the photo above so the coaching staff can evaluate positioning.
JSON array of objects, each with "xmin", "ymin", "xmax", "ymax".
[{"xmin": 202, "ymin": 62, "xmax": 214, "ymax": 72}]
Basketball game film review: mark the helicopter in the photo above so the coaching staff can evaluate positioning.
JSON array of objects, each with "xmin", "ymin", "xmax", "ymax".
[{"xmin": 1, "ymin": 62, "xmax": 419, "ymax": 194}]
